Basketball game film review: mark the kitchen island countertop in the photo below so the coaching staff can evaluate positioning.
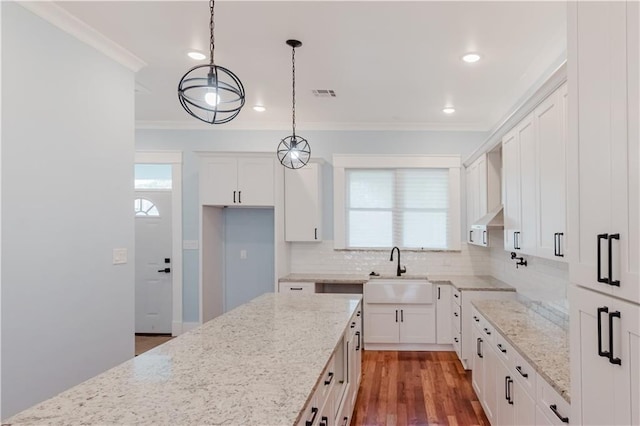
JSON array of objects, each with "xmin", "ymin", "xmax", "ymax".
[{"xmin": 4, "ymin": 293, "xmax": 362, "ymax": 425}]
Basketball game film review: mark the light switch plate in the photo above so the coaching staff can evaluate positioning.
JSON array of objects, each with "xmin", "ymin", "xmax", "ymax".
[{"xmin": 113, "ymin": 248, "xmax": 128, "ymax": 265}]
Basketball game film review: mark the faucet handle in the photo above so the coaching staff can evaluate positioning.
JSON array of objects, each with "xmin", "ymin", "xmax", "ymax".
[{"xmin": 400, "ymin": 266, "xmax": 407, "ymax": 274}]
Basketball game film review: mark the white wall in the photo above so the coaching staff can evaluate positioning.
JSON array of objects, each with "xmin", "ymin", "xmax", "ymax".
[{"xmin": 1, "ymin": 3, "xmax": 135, "ymax": 417}]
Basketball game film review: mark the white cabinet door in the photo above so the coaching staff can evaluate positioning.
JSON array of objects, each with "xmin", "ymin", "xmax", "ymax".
[
  {"xmin": 237, "ymin": 157, "xmax": 274, "ymax": 206},
  {"xmin": 399, "ymin": 305, "xmax": 435, "ymax": 344},
  {"xmin": 466, "ymin": 164, "xmax": 477, "ymax": 244},
  {"xmin": 496, "ymin": 356, "xmax": 515, "ymax": 426},
  {"xmin": 285, "ymin": 163, "xmax": 322, "ymax": 242},
  {"xmin": 482, "ymin": 341, "xmax": 499, "ymax": 425},
  {"xmin": 570, "ymin": 285, "xmax": 640, "ymax": 425},
  {"xmin": 200, "ymin": 157, "xmax": 237, "ymax": 205},
  {"xmin": 568, "ymin": 1, "xmax": 639, "ymax": 304},
  {"xmin": 477, "ymin": 154, "xmax": 488, "ymax": 219},
  {"xmin": 535, "ymin": 87, "xmax": 567, "ymax": 261},
  {"xmin": 517, "ymin": 114, "xmax": 537, "ymax": 256},
  {"xmin": 364, "ymin": 305, "xmax": 399, "ymax": 344},
  {"xmin": 502, "ymin": 129, "xmax": 521, "ymax": 251},
  {"xmin": 513, "ymin": 377, "xmax": 536, "ymax": 426},
  {"xmin": 471, "ymin": 326, "xmax": 485, "ymax": 399},
  {"xmin": 436, "ymin": 285, "xmax": 453, "ymax": 344}
]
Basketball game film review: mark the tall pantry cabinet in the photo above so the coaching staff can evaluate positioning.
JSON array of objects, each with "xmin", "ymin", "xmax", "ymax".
[{"xmin": 568, "ymin": 1, "xmax": 640, "ymax": 425}]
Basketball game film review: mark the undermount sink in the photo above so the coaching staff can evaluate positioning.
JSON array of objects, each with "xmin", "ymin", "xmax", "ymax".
[{"xmin": 365, "ymin": 279, "xmax": 433, "ymax": 304}]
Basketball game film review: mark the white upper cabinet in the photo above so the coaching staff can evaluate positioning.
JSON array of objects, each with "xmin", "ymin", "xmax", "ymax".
[
  {"xmin": 567, "ymin": 0, "xmax": 639, "ymax": 303},
  {"xmin": 466, "ymin": 151, "xmax": 501, "ymax": 247},
  {"xmin": 517, "ymin": 113, "xmax": 537, "ymax": 255},
  {"xmin": 284, "ymin": 162, "xmax": 322, "ymax": 242},
  {"xmin": 502, "ymin": 129, "xmax": 521, "ymax": 252},
  {"xmin": 200, "ymin": 155, "xmax": 275, "ymax": 207},
  {"xmin": 535, "ymin": 85, "xmax": 568, "ymax": 261}
]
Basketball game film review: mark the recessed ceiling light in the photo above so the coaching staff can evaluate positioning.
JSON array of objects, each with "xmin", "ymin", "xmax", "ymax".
[
  {"xmin": 253, "ymin": 105, "xmax": 266, "ymax": 112},
  {"xmin": 443, "ymin": 107, "xmax": 456, "ymax": 114},
  {"xmin": 187, "ymin": 51, "xmax": 206, "ymax": 60},
  {"xmin": 462, "ymin": 53, "xmax": 481, "ymax": 63}
]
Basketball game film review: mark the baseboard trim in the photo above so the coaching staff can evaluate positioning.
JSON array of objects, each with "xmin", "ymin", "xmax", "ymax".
[{"xmin": 364, "ymin": 343, "xmax": 455, "ymax": 351}]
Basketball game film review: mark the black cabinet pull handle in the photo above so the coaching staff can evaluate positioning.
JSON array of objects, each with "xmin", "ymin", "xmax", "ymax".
[
  {"xmin": 550, "ymin": 404, "xmax": 569, "ymax": 423},
  {"xmin": 608, "ymin": 311, "xmax": 622, "ymax": 365},
  {"xmin": 341, "ymin": 417, "xmax": 349, "ymax": 426},
  {"xmin": 497, "ymin": 343, "xmax": 507, "ymax": 353},
  {"xmin": 350, "ymin": 321, "xmax": 356, "ymax": 329},
  {"xmin": 469, "ymin": 230, "xmax": 474, "ymax": 243},
  {"xmin": 314, "ymin": 228, "xmax": 318, "ymax": 240},
  {"xmin": 356, "ymin": 331, "xmax": 361, "ymax": 351},
  {"xmin": 357, "ymin": 310, "xmax": 361, "ymax": 317},
  {"xmin": 477, "ymin": 337, "xmax": 483, "ymax": 358},
  {"xmin": 319, "ymin": 416, "xmax": 328, "ymax": 426},
  {"xmin": 438, "ymin": 287, "xmax": 441, "ymax": 299},
  {"xmin": 505, "ymin": 376, "xmax": 510, "ymax": 402},
  {"xmin": 396, "ymin": 310, "xmax": 398, "ymax": 323},
  {"xmin": 554, "ymin": 233, "xmax": 559, "ymax": 256},
  {"xmin": 473, "ymin": 315, "xmax": 479, "ymax": 322},
  {"xmin": 483, "ymin": 327, "xmax": 491, "ymax": 335},
  {"xmin": 324, "ymin": 372, "xmax": 334, "ymax": 385},
  {"xmin": 514, "ymin": 231, "xmax": 521, "ymax": 250},
  {"xmin": 454, "ymin": 312, "xmax": 459, "ymax": 317},
  {"xmin": 558, "ymin": 232, "xmax": 564, "ymax": 257},
  {"xmin": 597, "ymin": 306, "xmax": 610, "ymax": 358},
  {"xmin": 608, "ymin": 234, "xmax": 620, "ymax": 286},
  {"xmin": 290, "ymin": 287, "xmax": 303, "ymax": 291},
  {"xmin": 454, "ymin": 337, "xmax": 459, "ymax": 343},
  {"xmin": 508, "ymin": 378, "xmax": 514, "ymax": 404},
  {"xmin": 401, "ymin": 309, "xmax": 404, "ymax": 322},
  {"xmin": 233, "ymin": 190, "xmax": 236, "ymax": 203},
  {"xmin": 305, "ymin": 407, "xmax": 318, "ymax": 426},
  {"xmin": 598, "ymin": 233, "xmax": 609, "ymax": 283},
  {"xmin": 483, "ymin": 230, "xmax": 487, "ymax": 245},
  {"xmin": 157, "ymin": 268, "xmax": 171, "ymax": 273},
  {"xmin": 238, "ymin": 190, "xmax": 241, "ymax": 203},
  {"xmin": 515, "ymin": 365, "xmax": 528, "ymax": 378},
  {"xmin": 454, "ymin": 293, "xmax": 459, "ymax": 299}
]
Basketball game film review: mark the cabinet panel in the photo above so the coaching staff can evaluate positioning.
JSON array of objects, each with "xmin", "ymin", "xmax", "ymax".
[
  {"xmin": 477, "ymin": 155, "xmax": 488, "ymax": 219},
  {"xmin": 536, "ymin": 88, "xmax": 567, "ymax": 261},
  {"xmin": 200, "ymin": 157, "xmax": 237, "ymax": 205},
  {"xmin": 285, "ymin": 163, "xmax": 322, "ymax": 242},
  {"xmin": 517, "ymin": 115, "xmax": 537, "ymax": 255},
  {"xmin": 436, "ymin": 285, "xmax": 453, "ymax": 344},
  {"xmin": 513, "ymin": 377, "xmax": 536, "ymax": 425},
  {"xmin": 502, "ymin": 130, "xmax": 521, "ymax": 251},
  {"xmin": 364, "ymin": 305, "xmax": 399, "ymax": 344},
  {"xmin": 237, "ymin": 157, "xmax": 274, "ymax": 206},
  {"xmin": 466, "ymin": 164, "xmax": 477, "ymax": 244},
  {"xmin": 471, "ymin": 326, "xmax": 485, "ymax": 398},
  {"xmin": 482, "ymin": 341, "xmax": 498, "ymax": 425},
  {"xmin": 399, "ymin": 306, "xmax": 435, "ymax": 344},
  {"xmin": 496, "ymin": 357, "xmax": 515, "ymax": 426}
]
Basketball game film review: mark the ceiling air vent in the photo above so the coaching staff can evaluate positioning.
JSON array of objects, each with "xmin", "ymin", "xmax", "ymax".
[{"xmin": 312, "ymin": 89, "xmax": 336, "ymax": 98}]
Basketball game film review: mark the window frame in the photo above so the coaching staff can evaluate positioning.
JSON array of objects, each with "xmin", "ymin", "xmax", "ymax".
[{"xmin": 333, "ymin": 155, "xmax": 461, "ymax": 251}]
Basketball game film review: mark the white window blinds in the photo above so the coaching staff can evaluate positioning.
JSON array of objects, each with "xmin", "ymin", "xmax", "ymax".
[{"xmin": 346, "ymin": 168, "xmax": 450, "ymax": 249}]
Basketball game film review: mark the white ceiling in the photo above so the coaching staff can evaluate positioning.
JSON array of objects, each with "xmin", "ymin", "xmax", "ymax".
[{"xmin": 57, "ymin": 1, "xmax": 567, "ymax": 131}]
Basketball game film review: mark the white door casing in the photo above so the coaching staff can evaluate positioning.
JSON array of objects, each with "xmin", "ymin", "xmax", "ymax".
[{"xmin": 135, "ymin": 191, "xmax": 172, "ymax": 334}]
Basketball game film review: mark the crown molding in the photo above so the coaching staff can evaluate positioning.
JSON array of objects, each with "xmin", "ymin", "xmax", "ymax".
[
  {"xmin": 135, "ymin": 120, "xmax": 488, "ymax": 132},
  {"xmin": 18, "ymin": 1, "xmax": 146, "ymax": 72}
]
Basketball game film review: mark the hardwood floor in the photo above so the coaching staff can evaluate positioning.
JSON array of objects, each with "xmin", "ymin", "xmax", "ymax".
[
  {"xmin": 352, "ymin": 351, "xmax": 489, "ymax": 426},
  {"xmin": 134, "ymin": 334, "xmax": 173, "ymax": 356}
]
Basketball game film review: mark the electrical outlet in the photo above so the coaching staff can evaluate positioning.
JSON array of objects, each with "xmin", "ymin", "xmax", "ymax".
[{"xmin": 113, "ymin": 248, "xmax": 128, "ymax": 265}]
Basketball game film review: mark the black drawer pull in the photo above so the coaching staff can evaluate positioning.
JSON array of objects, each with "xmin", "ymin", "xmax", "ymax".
[
  {"xmin": 473, "ymin": 316, "xmax": 480, "ymax": 322},
  {"xmin": 324, "ymin": 372, "xmax": 334, "ymax": 386},
  {"xmin": 305, "ymin": 407, "xmax": 318, "ymax": 426},
  {"xmin": 516, "ymin": 365, "xmax": 528, "ymax": 378},
  {"xmin": 290, "ymin": 287, "xmax": 303, "ymax": 291},
  {"xmin": 356, "ymin": 331, "xmax": 361, "ymax": 351},
  {"xmin": 477, "ymin": 337, "xmax": 483, "ymax": 358},
  {"xmin": 454, "ymin": 293, "xmax": 459, "ymax": 299},
  {"xmin": 341, "ymin": 416, "xmax": 349, "ymax": 426},
  {"xmin": 350, "ymin": 321, "xmax": 356, "ymax": 329},
  {"xmin": 497, "ymin": 343, "xmax": 507, "ymax": 353},
  {"xmin": 319, "ymin": 416, "xmax": 328, "ymax": 426},
  {"xmin": 454, "ymin": 312, "xmax": 459, "ymax": 317},
  {"xmin": 550, "ymin": 404, "xmax": 569, "ymax": 423},
  {"xmin": 483, "ymin": 327, "xmax": 491, "ymax": 335},
  {"xmin": 314, "ymin": 227, "xmax": 318, "ymax": 240},
  {"xmin": 454, "ymin": 337, "xmax": 459, "ymax": 343},
  {"xmin": 609, "ymin": 311, "xmax": 622, "ymax": 365}
]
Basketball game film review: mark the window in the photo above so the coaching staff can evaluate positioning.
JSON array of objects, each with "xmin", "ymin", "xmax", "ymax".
[
  {"xmin": 334, "ymin": 155, "xmax": 461, "ymax": 250},
  {"xmin": 135, "ymin": 198, "xmax": 160, "ymax": 217},
  {"xmin": 135, "ymin": 164, "xmax": 172, "ymax": 189}
]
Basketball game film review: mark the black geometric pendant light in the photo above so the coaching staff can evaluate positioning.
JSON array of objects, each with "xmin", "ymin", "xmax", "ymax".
[
  {"xmin": 277, "ymin": 39, "xmax": 311, "ymax": 169},
  {"xmin": 177, "ymin": 0, "xmax": 245, "ymax": 124}
]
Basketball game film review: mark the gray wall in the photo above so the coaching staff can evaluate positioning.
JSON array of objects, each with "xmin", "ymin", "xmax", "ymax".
[
  {"xmin": 1, "ymin": 3, "xmax": 135, "ymax": 417},
  {"xmin": 223, "ymin": 208, "xmax": 275, "ymax": 311},
  {"xmin": 136, "ymin": 128, "xmax": 487, "ymax": 322}
]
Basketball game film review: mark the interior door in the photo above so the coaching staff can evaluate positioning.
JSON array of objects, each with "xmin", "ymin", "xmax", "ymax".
[{"xmin": 135, "ymin": 191, "xmax": 172, "ymax": 334}]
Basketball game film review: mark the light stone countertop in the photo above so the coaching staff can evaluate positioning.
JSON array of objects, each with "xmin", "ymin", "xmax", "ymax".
[
  {"xmin": 4, "ymin": 293, "xmax": 362, "ymax": 426},
  {"xmin": 427, "ymin": 275, "xmax": 516, "ymax": 292},
  {"xmin": 472, "ymin": 299, "xmax": 570, "ymax": 403},
  {"xmin": 279, "ymin": 273, "xmax": 370, "ymax": 284}
]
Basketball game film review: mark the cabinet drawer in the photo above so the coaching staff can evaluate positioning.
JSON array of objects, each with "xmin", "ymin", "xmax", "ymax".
[
  {"xmin": 536, "ymin": 374, "xmax": 570, "ymax": 426},
  {"xmin": 279, "ymin": 282, "xmax": 315, "ymax": 293},
  {"xmin": 317, "ymin": 355, "xmax": 336, "ymax": 410},
  {"xmin": 511, "ymin": 349, "xmax": 537, "ymax": 398},
  {"xmin": 494, "ymin": 333, "xmax": 513, "ymax": 364}
]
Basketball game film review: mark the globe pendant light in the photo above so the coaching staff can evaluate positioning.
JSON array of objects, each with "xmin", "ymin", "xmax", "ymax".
[
  {"xmin": 277, "ymin": 40, "xmax": 311, "ymax": 169},
  {"xmin": 177, "ymin": 0, "xmax": 245, "ymax": 124}
]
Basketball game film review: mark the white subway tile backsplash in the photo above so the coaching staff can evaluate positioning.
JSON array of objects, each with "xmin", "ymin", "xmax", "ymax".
[{"xmin": 290, "ymin": 240, "xmax": 492, "ymax": 276}]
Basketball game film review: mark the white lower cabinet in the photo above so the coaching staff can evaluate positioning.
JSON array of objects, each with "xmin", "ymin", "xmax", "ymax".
[
  {"xmin": 436, "ymin": 285, "xmax": 453, "ymax": 344},
  {"xmin": 365, "ymin": 304, "xmax": 435, "ymax": 345},
  {"xmin": 472, "ymin": 307, "xmax": 570, "ymax": 425}
]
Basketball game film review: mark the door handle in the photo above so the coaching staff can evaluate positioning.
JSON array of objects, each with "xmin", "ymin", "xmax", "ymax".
[
  {"xmin": 437, "ymin": 287, "xmax": 440, "ymax": 299},
  {"xmin": 550, "ymin": 404, "xmax": 569, "ymax": 423},
  {"xmin": 395, "ymin": 310, "xmax": 398, "ymax": 323},
  {"xmin": 157, "ymin": 268, "xmax": 171, "ymax": 273},
  {"xmin": 597, "ymin": 234, "xmax": 609, "ymax": 283},
  {"xmin": 608, "ymin": 310, "xmax": 621, "ymax": 365},
  {"xmin": 514, "ymin": 231, "xmax": 521, "ymax": 250},
  {"xmin": 597, "ymin": 306, "xmax": 610, "ymax": 358},
  {"xmin": 608, "ymin": 234, "xmax": 620, "ymax": 286},
  {"xmin": 233, "ymin": 190, "xmax": 236, "ymax": 203},
  {"xmin": 469, "ymin": 230, "xmax": 473, "ymax": 243},
  {"xmin": 483, "ymin": 230, "xmax": 487, "ymax": 245},
  {"xmin": 314, "ymin": 228, "xmax": 318, "ymax": 240},
  {"xmin": 477, "ymin": 337, "xmax": 483, "ymax": 358},
  {"xmin": 556, "ymin": 232, "xmax": 564, "ymax": 257},
  {"xmin": 400, "ymin": 309, "xmax": 404, "ymax": 322},
  {"xmin": 515, "ymin": 365, "xmax": 528, "ymax": 378},
  {"xmin": 554, "ymin": 233, "xmax": 559, "ymax": 256},
  {"xmin": 356, "ymin": 331, "xmax": 361, "ymax": 351},
  {"xmin": 238, "ymin": 190, "xmax": 242, "ymax": 203}
]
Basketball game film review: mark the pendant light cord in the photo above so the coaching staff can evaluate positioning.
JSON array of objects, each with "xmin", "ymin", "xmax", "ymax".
[
  {"xmin": 292, "ymin": 45, "xmax": 296, "ymax": 138},
  {"xmin": 209, "ymin": 0, "xmax": 215, "ymax": 65}
]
